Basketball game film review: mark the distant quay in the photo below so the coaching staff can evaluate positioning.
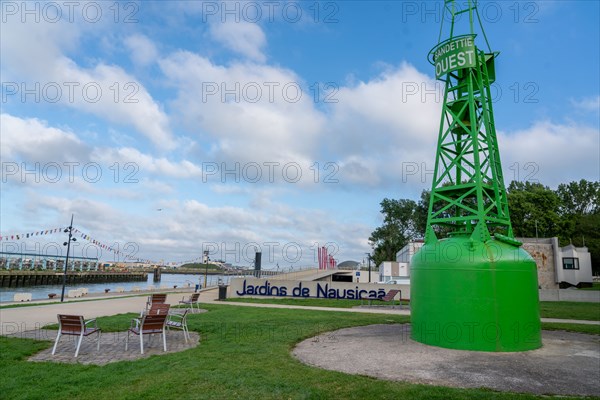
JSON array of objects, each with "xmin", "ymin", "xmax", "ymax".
[
  {"xmin": 165, "ymin": 269, "xmax": 280, "ymax": 276},
  {"xmin": 0, "ymin": 271, "xmax": 147, "ymax": 288}
]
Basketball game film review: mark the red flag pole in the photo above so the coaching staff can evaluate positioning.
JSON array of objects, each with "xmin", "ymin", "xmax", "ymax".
[{"xmin": 318, "ymin": 247, "xmax": 322, "ymax": 269}]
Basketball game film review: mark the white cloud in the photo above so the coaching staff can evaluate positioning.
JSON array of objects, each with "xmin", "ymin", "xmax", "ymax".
[
  {"xmin": 91, "ymin": 147, "xmax": 202, "ymax": 179},
  {"xmin": 139, "ymin": 198, "xmax": 374, "ymax": 265},
  {"xmin": 328, "ymin": 63, "xmax": 441, "ymax": 154},
  {"xmin": 124, "ymin": 34, "xmax": 159, "ymax": 66},
  {"xmin": 322, "ymin": 63, "xmax": 441, "ymax": 191},
  {"xmin": 336, "ymin": 156, "xmax": 381, "ymax": 186},
  {"xmin": 0, "ymin": 113, "xmax": 88, "ymax": 163},
  {"xmin": 0, "ymin": 114, "xmax": 180, "ymax": 198},
  {"xmin": 0, "ymin": 12, "xmax": 79, "ymax": 79},
  {"xmin": 140, "ymin": 179, "xmax": 175, "ymax": 194},
  {"xmin": 209, "ymin": 20, "xmax": 267, "ymax": 62},
  {"xmin": 499, "ymin": 121, "xmax": 600, "ymax": 187},
  {"xmin": 160, "ymin": 51, "xmax": 325, "ymax": 177},
  {"xmin": 160, "ymin": 53, "xmax": 446, "ymax": 191},
  {"xmin": 1, "ymin": 17, "xmax": 174, "ymax": 150},
  {"xmin": 53, "ymin": 59, "xmax": 174, "ymax": 149},
  {"xmin": 571, "ymin": 96, "xmax": 600, "ymax": 113}
]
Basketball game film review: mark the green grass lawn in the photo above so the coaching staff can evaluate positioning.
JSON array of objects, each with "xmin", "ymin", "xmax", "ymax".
[
  {"xmin": 579, "ymin": 282, "xmax": 600, "ymax": 290},
  {"xmin": 541, "ymin": 322, "xmax": 600, "ymax": 336},
  {"xmin": 3, "ymin": 304, "xmax": 594, "ymax": 400},
  {"xmin": 538, "ymin": 301, "xmax": 600, "ymax": 321},
  {"xmin": 225, "ymin": 297, "xmax": 409, "ymax": 308},
  {"xmin": 227, "ymin": 297, "xmax": 599, "ymax": 321}
]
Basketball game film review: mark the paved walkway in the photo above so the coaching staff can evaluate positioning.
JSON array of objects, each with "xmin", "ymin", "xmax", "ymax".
[
  {"xmin": 294, "ymin": 324, "xmax": 600, "ymax": 397},
  {"xmin": 0, "ymin": 290, "xmax": 217, "ymax": 335},
  {"xmin": 1, "ymin": 290, "xmax": 598, "ymax": 335}
]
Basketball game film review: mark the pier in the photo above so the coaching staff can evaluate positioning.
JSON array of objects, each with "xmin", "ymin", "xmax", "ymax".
[{"xmin": 0, "ymin": 271, "xmax": 147, "ymax": 288}]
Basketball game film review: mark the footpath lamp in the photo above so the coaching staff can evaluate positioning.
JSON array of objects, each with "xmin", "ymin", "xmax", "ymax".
[
  {"xmin": 203, "ymin": 251, "xmax": 210, "ymax": 289},
  {"xmin": 365, "ymin": 253, "xmax": 371, "ymax": 283},
  {"xmin": 60, "ymin": 214, "xmax": 76, "ymax": 302}
]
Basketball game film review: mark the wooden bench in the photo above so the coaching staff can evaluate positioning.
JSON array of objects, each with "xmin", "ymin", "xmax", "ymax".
[
  {"xmin": 145, "ymin": 293, "xmax": 168, "ymax": 313},
  {"xmin": 179, "ymin": 293, "xmax": 201, "ymax": 313},
  {"xmin": 126, "ymin": 313, "xmax": 168, "ymax": 354},
  {"xmin": 52, "ymin": 314, "xmax": 101, "ymax": 358},
  {"xmin": 362, "ymin": 289, "xmax": 402, "ymax": 308}
]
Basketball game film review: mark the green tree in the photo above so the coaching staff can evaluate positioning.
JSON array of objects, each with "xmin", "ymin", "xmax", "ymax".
[
  {"xmin": 569, "ymin": 213, "xmax": 600, "ymax": 274},
  {"xmin": 371, "ymin": 179, "xmax": 599, "ymax": 273},
  {"xmin": 556, "ymin": 179, "xmax": 600, "ymax": 216},
  {"xmin": 414, "ymin": 190, "xmax": 430, "ymax": 237},
  {"xmin": 506, "ymin": 181, "xmax": 562, "ymax": 238},
  {"xmin": 369, "ymin": 198, "xmax": 419, "ymax": 266},
  {"xmin": 556, "ymin": 180, "xmax": 600, "ymax": 273}
]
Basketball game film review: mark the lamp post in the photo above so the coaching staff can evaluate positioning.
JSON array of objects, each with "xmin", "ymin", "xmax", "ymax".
[
  {"xmin": 203, "ymin": 250, "xmax": 209, "ymax": 288},
  {"xmin": 366, "ymin": 252, "xmax": 371, "ymax": 283},
  {"xmin": 60, "ymin": 214, "xmax": 77, "ymax": 302}
]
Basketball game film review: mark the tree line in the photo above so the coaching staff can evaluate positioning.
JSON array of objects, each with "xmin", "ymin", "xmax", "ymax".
[{"xmin": 369, "ymin": 179, "xmax": 600, "ymax": 273}]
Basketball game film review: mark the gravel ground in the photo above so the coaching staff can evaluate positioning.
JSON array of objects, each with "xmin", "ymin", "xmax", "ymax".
[{"xmin": 293, "ymin": 324, "xmax": 600, "ymax": 397}]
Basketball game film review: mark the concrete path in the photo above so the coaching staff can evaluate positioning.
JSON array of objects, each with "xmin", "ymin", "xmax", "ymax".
[
  {"xmin": 294, "ymin": 324, "xmax": 600, "ymax": 397},
  {"xmin": 0, "ymin": 290, "xmax": 217, "ymax": 335},
  {"xmin": 2, "ymin": 290, "xmax": 598, "ymax": 335},
  {"xmin": 539, "ymin": 317, "xmax": 600, "ymax": 325}
]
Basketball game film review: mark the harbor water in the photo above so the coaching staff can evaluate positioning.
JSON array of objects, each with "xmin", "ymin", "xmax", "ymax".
[{"xmin": 0, "ymin": 273, "xmax": 235, "ymax": 302}]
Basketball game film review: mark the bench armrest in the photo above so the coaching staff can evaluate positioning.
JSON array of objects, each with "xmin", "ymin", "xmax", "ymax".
[
  {"xmin": 168, "ymin": 312, "xmax": 184, "ymax": 321},
  {"xmin": 84, "ymin": 318, "xmax": 97, "ymax": 328},
  {"xmin": 130, "ymin": 318, "xmax": 141, "ymax": 329}
]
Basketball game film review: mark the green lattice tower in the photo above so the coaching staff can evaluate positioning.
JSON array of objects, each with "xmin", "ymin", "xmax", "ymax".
[
  {"xmin": 410, "ymin": 0, "xmax": 542, "ymax": 352},
  {"xmin": 425, "ymin": 0, "xmax": 511, "ymax": 243}
]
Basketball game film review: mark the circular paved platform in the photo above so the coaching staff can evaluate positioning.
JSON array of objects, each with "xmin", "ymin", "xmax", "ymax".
[
  {"xmin": 293, "ymin": 324, "xmax": 600, "ymax": 397},
  {"xmin": 16, "ymin": 329, "xmax": 200, "ymax": 365},
  {"xmin": 8, "ymin": 309, "xmax": 208, "ymax": 365}
]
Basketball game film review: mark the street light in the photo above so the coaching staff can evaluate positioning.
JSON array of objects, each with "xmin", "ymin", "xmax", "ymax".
[
  {"xmin": 60, "ymin": 214, "xmax": 77, "ymax": 302},
  {"xmin": 203, "ymin": 250, "xmax": 209, "ymax": 288},
  {"xmin": 366, "ymin": 252, "xmax": 371, "ymax": 283}
]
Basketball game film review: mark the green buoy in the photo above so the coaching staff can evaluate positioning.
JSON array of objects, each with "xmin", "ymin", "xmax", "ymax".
[{"xmin": 411, "ymin": 0, "xmax": 542, "ymax": 352}]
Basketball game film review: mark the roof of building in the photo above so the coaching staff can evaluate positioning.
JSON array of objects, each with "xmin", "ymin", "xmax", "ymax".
[{"xmin": 337, "ymin": 260, "xmax": 360, "ymax": 269}]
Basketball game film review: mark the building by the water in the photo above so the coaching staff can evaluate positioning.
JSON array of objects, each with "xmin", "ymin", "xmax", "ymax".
[{"xmin": 377, "ymin": 238, "xmax": 593, "ymax": 289}]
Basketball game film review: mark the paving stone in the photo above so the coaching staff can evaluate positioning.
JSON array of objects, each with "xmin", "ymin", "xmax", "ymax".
[{"xmin": 9, "ymin": 329, "xmax": 200, "ymax": 365}]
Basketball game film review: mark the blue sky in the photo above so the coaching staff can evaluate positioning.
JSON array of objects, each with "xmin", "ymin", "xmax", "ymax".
[{"xmin": 1, "ymin": 1, "xmax": 598, "ymax": 267}]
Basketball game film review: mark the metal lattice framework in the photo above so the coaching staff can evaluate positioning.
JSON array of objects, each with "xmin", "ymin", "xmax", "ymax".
[{"xmin": 424, "ymin": 0, "xmax": 512, "ymax": 243}]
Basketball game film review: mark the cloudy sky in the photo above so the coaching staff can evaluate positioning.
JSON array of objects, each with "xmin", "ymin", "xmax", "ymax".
[{"xmin": 1, "ymin": 1, "xmax": 598, "ymax": 268}]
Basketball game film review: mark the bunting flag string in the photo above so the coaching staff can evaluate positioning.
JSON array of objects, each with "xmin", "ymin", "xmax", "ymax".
[
  {"xmin": 0, "ymin": 227, "xmax": 66, "ymax": 241},
  {"xmin": 2, "ymin": 226, "xmax": 339, "ymax": 268},
  {"xmin": 73, "ymin": 228, "xmax": 158, "ymax": 265},
  {"xmin": 1, "ymin": 226, "xmax": 157, "ymax": 264}
]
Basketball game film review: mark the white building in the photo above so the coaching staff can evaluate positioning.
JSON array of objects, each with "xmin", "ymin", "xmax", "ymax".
[
  {"xmin": 376, "ymin": 241, "xmax": 424, "ymax": 282},
  {"xmin": 377, "ymin": 261, "xmax": 409, "ymax": 283},
  {"xmin": 558, "ymin": 243, "xmax": 593, "ymax": 287},
  {"xmin": 519, "ymin": 238, "xmax": 593, "ymax": 289},
  {"xmin": 378, "ymin": 238, "xmax": 593, "ymax": 289},
  {"xmin": 395, "ymin": 240, "xmax": 424, "ymax": 263}
]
